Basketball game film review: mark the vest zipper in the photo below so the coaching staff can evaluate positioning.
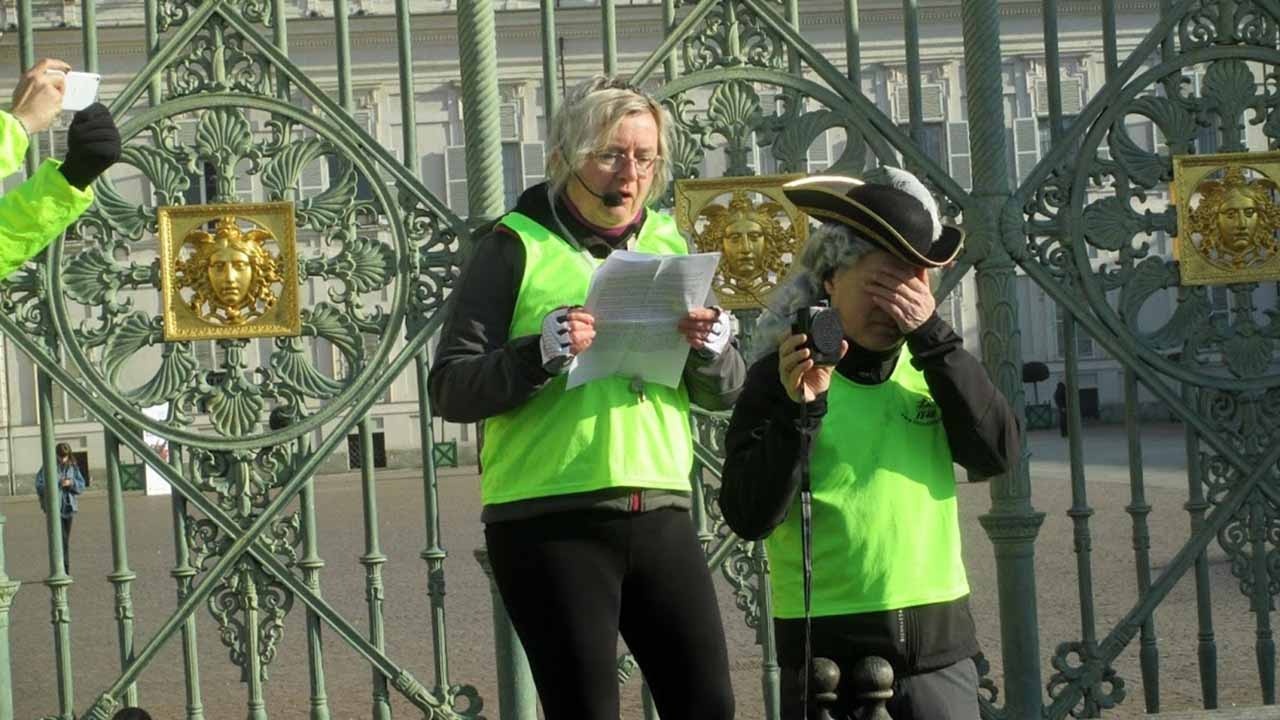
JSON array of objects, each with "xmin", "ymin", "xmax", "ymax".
[
  {"xmin": 897, "ymin": 609, "xmax": 906, "ymax": 647},
  {"xmin": 630, "ymin": 490, "xmax": 642, "ymax": 512}
]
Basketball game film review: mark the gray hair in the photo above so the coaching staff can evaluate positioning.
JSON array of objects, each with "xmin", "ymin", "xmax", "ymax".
[
  {"xmin": 546, "ymin": 75, "xmax": 674, "ymax": 205},
  {"xmin": 753, "ymin": 223, "xmax": 878, "ymax": 360}
]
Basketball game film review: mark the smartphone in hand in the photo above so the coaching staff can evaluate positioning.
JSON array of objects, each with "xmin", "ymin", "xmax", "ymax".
[{"xmin": 46, "ymin": 69, "xmax": 101, "ymax": 111}]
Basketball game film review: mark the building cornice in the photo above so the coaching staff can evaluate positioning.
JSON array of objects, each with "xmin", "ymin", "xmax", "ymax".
[{"xmin": 1, "ymin": 0, "xmax": 1168, "ymax": 46}]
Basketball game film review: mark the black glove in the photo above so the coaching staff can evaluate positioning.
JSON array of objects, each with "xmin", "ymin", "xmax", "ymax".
[{"xmin": 59, "ymin": 102, "xmax": 121, "ymax": 190}]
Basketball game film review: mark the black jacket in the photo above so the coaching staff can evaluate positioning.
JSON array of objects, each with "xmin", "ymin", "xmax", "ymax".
[
  {"xmin": 428, "ymin": 182, "xmax": 746, "ymax": 423},
  {"xmin": 718, "ymin": 315, "xmax": 1020, "ymax": 675}
]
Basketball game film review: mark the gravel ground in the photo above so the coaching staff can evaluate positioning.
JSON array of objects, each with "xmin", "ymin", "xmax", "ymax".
[{"xmin": 4, "ymin": 423, "xmax": 1273, "ymax": 719}]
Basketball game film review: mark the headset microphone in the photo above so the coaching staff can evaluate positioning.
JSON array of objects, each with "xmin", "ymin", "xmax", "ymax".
[{"xmin": 574, "ymin": 171, "xmax": 626, "ymax": 208}]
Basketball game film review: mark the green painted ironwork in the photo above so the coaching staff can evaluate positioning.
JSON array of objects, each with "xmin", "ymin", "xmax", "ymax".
[
  {"xmin": 961, "ymin": 1, "xmax": 1046, "ymax": 718},
  {"xmin": 602, "ymin": 0, "xmax": 618, "ymax": 77},
  {"xmin": 103, "ymin": 431, "xmax": 140, "ymax": 710},
  {"xmin": 8, "ymin": 1, "xmax": 1280, "ymax": 718},
  {"xmin": 38, "ymin": 371, "xmax": 75, "ymax": 720},
  {"xmin": 0, "ymin": 511, "xmax": 18, "ymax": 720},
  {"xmin": 1123, "ymin": 368, "xmax": 1160, "ymax": 714}
]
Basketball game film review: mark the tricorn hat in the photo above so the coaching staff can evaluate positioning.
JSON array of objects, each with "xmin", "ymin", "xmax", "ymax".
[{"xmin": 781, "ymin": 167, "xmax": 963, "ymax": 268}]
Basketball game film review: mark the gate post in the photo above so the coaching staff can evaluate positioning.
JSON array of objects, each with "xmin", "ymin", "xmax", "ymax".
[
  {"xmin": 457, "ymin": 0, "xmax": 507, "ymax": 222},
  {"xmin": 960, "ymin": 2, "xmax": 1047, "ymax": 719},
  {"xmin": 475, "ymin": 549, "xmax": 538, "ymax": 720},
  {"xmin": 0, "ymin": 511, "xmax": 18, "ymax": 720}
]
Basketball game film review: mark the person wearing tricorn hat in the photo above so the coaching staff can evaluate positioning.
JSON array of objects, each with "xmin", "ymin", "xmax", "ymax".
[{"xmin": 719, "ymin": 167, "xmax": 1020, "ymax": 719}]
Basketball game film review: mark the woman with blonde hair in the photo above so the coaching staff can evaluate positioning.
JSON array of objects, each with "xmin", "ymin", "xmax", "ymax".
[{"xmin": 429, "ymin": 76, "xmax": 739, "ymax": 719}]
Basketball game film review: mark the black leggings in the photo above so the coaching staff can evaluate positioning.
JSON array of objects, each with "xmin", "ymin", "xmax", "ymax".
[{"xmin": 485, "ymin": 507, "xmax": 735, "ymax": 720}]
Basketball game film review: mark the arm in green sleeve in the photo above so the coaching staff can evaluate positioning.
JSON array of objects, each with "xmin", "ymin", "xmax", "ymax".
[
  {"xmin": 0, "ymin": 158, "xmax": 94, "ymax": 280},
  {"xmin": 0, "ymin": 111, "xmax": 31, "ymax": 180}
]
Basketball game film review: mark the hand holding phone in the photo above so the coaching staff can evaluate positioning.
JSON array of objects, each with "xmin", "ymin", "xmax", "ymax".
[
  {"xmin": 10, "ymin": 59, "xmax": 69, "ymax": 134},
  {"xmin": 46, "ymin": 70, "xmax": 101, "ymax": 112}
]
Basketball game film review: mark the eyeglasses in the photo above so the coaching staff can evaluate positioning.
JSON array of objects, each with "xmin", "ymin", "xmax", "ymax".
[{"xmin": 590, "ymin": 151, "xmax": 663, "ymax": 176}]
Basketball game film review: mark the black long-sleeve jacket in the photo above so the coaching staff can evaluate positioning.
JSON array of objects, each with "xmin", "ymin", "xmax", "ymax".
[{"xmin": 718, "ymin": 314, "xmax": 1020, "ymax": 674}]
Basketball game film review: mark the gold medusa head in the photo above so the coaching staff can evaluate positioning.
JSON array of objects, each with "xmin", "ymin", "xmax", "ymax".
[
  {"xmin": 695, "ymin": 190, "xmax": 794, "ymax": 301},
  {"xmin": 175, "ymin": 215, "xmax": 284, "ymax": 326},
  {"xmin": 1187, "ymin": 166, "xmax": 1280, "ymax": 270}
]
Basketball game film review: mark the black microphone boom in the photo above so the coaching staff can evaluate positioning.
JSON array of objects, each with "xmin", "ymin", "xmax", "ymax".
[{"xmin": 575, "ymin": 171, "xmax": 625, "ymax": 208}]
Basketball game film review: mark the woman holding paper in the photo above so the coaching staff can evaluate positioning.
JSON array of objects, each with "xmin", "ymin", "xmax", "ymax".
[{"xmin": 429, "ymin": 76, "xmax": 741, "ymax": 720}]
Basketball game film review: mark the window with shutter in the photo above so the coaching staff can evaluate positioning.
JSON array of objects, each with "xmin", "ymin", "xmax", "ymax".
[
  {"xmin": 298, "ymin": 152, "xmax": 328, "ymax": 200},
  {"xmin": 502, "ymin": 143, "xmax": 522, "ymax": 208},
  {"xmin": 499, "ymin": 103, "xmax": 520, "ymax": 143},
  {"xmin": 1013, "ymin": 117, "xmax": 1041, "ymax": 182},
  {"xmin": 920, "ymin": 84, "xmax": 945, "ymax": 122},
  {"xmin": 1060, "ymin": 77, "xmax": 1085, "ymax": 115},
  {"xmin": 947, "ymin": 122, "xmax": 972, "ymax": 190},
  {"xmin": 445, "ymin": 145, "xmax": 468, "ymax": 216},
  {"xmin": 522, "ymin": 142, "xmax": 546, "ymax": 189},
  {"xmin": 1036, "ymin": 77, "xmax": 1085, "ymax": 117},
  {"xmin": 893, "ymin": 85, "xmax": 910, "ymax": 123},
  {"xmin": 893, "ymin": 84, "xmax": 946, "ymax": 123},
  {"xmin": 807, "ymin": 132, "xmax": 830, "ymax": 173}
]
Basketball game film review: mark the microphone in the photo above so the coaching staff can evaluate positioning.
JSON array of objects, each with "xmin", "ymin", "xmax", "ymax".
[{"xmin": 574, "ymin": 171, "xmax": 625, "ymax": 208}]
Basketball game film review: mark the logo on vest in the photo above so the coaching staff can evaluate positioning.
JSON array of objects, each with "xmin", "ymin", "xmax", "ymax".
[{"xmin": 903, "ymin": 396, "xmax": 942, "ymax": 425}]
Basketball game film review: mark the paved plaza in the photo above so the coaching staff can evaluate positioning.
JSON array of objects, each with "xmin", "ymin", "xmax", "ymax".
[{"xmin": 2, "ymin": 423, "xmax": 1273, "ymax": 718}]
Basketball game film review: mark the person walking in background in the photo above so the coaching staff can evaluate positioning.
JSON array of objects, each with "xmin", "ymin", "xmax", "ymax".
[
  {"xmin": 1054, "ymin": 379, "xmax": 1068, "ymax": 437},
  {"xmin": 34, "ymin": 442, "xmax": 86, "ymax": 574}
]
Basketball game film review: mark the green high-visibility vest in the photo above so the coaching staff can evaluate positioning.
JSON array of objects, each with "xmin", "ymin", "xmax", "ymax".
[
  {"xmin": 766, "ymin": 348, "xmax": 969, "ymax": 618},
  {"xmin": 479, "ymin": 209, "xmax": 695, "ymax": 506},
  {"xmin": 0, "ymin": 110, "xmax": 95, "ymax": 280}
]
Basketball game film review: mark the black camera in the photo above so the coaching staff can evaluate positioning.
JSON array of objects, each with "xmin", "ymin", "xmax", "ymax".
[{"xmin": 792, "ymin": 302, "xmax": 844, "ymax": 366}]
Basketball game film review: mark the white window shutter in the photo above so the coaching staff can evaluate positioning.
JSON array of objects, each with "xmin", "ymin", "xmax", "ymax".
[
  {"xmin": 947, "ymin": 121, "xmax": 972, "ymax": 190},
  {"xmin": 500, "ymin": 103, "xmax": 520, "ymax": 142},
  {"xmin": 445, "ymin": 145, "xmax": 468, "ymax": 216},
  {"xmin": 1035, "ymin": 79, "xmax": 1049, "ymax": 117},
  {"xmin": 807, "ymin": 132, "xmax": 830, "ymax": 172},
  {"xmin": 178, "ymin": 119, "xmax": 198, "ymax": 147},
  {"xmin": 299, "ymin": 158, "xmax": 327, "ymax": 195},
  {"xmin": 1013, "ymin": 117, "xmax": 1041, "ymax": 182},
  {"xmin": 236, "ymin": 172, "xmax": 254, "ymax": 202},
  {"xmin": 893, "ymin": 85, "xmax": 911, "ymax": 123},
  {"xmin": 921, "ymin": 84, "xmax": 945, "ymax": 122},
  {"xmin": 758, "ymin": 93, "xmax": 778, "ymax": 117},
  {"xmin": 353, "ymin": 109, "xmax": 375, "ymax": 140},
  {"xmin": 1061, "ymin": 77, "xmax": 1085, "ymax": 115},
  {"xmin": 522, "ymin": 142, "xmax": 545, "ymax": 188}
]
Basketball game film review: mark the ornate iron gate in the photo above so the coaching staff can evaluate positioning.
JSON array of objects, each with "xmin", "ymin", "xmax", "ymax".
[{"xmin": 6, "ymin": 0, "xmax": 1280, "ymax": 718}]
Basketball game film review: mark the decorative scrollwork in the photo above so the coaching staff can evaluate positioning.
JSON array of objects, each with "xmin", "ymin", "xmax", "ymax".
[
  {"xmin": 1046, "ymin": 641, "xmax": 1126, "ymax": 717},
  {"xmin": 1179, "ymin": 0, "xmax": 1280, "ymax": 50},
  {"xmin": 721, "ymin": 541, "xmax": 766, "ymax": 630},
  {"xmin": 208, "ymin": 556, "xmax": 294, "ymax": 680},
  {"xmin": 167, "ymin": 16, "xmax": 272, "ymax": 99},
  {"xmin": 616, "ymin": 653, "xmax": 640, "ymax": 685},
  {"xmin": 392, "ymin": 670, "xmax": 484, "ymax": 720},
  {"xmin": 974, "ymin": 652, "xmax": 1005, "ymax": 720},
  {"xmin": 682, "ymin": 1, "xmax": 786, "ymax": 73},
  {"xmin": 54, "ymin": 94, "xmax": 414, "ymax": 447},
  {"xmin": 1019, "ymin": 48, "xmax": 1280, "ymax": 390}
]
